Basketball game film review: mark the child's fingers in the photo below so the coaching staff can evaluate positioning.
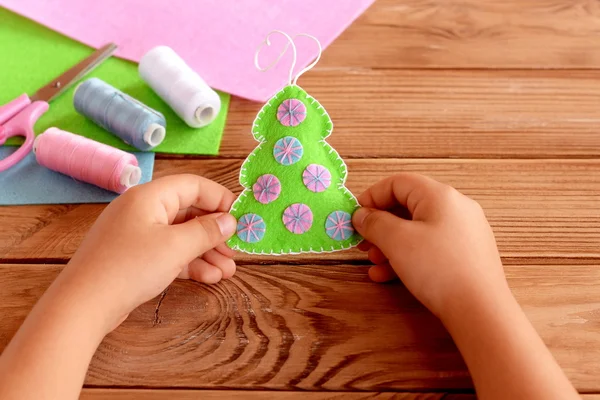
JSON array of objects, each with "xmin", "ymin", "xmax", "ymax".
[
  {"xmin": 170, "ymin": 213, "xmax": 237, "ymax": 261},
  {"xmin": 368, "ymin": 245, "xmax": 388, "ymax": 265},
  {"xmin": 171, "ymin": 215, "xmax": 236, "ymax": 258},
  {"xmin": 352, "ymin": 208, "xmax": 411, "ymax": 258},
  {"xmin": 368, "ymin": 264, "xmax": 397, "ymax": 283},
  {"xmin": 139, "ymin": 174, "xmax": 236, "ymax": 223},
  {"xmin": 357, "ymin": 240, "xmax": 372, "ymax": 252},
  {"xmin": 201, "ymin": 249, "xmax": 236, "ymax": 280},
  {"xmin": 215, "ymin": 242, "xmax": 236, "ymax": 258},
  {"xmin": 184, "ymin": 257, "xmax": 223, "ymax": 284},
  {"xmin": 358, "ymin": 173, "xmax": 442, "ymax": 215},
  {"xmin": 171, "ymin": 206, "xmax": 208, "ymax": 225}
]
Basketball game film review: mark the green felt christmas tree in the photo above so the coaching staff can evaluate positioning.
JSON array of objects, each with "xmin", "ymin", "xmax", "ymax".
[{"xmin": 227, "ymin": 84, "xmax": 362, "ymax": 255}]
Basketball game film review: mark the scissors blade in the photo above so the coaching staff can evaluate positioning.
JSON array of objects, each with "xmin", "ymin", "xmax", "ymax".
[{"xmin": 30, "ymin": 43, "xmax": 118, "ymax": 103}]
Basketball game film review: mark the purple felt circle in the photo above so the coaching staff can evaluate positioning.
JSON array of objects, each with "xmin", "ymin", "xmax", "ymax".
[
  {"xmin": 277, "ymin": 99, "xmax": 306, "ymax": 127},
  {"xmin": 282, "ymin": 203, "xmax": 313, "ymax": 234},
  {"xmin": 303, "ymin": 164, "xmax": 332, "ymax": 193},
  {"xmin": 253, "ymin": 174, "xmax": 281, "ymax": 204}
]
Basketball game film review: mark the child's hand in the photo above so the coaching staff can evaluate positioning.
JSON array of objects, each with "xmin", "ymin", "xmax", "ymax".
[
  {"xmin": 352, "ymin": 173, "xmax": 506, "ymax": 320},
  {"xmin": 353, "ymin": 173, "xmax": 580, "ymax": 399},
  {"xmin": 60, "ymin": 174, "xmax": 238, "ymax": 333}
]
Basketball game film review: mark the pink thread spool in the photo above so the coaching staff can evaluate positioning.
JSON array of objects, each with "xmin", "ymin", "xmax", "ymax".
[{"xmin": 34, "ymin": 128, "xmax": 142, "ymax": 194}]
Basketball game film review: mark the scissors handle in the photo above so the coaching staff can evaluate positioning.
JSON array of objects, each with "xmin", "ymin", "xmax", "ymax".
[
  {"xmin": 0, "ymin": 94, "xmax": 31, "ymax": 126},
  {"xmin": 0, "ymin": 98, "xmax": 49, "ymax": 172}
]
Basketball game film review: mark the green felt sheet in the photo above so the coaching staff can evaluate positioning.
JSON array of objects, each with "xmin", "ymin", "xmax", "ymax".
[
  {"xmin": 0, "ymin": 7, "xmax": 229, "ymax": 155},
  {"xmin": 228, "ymin": 85, "xmax": 362, "ymax": 255}
]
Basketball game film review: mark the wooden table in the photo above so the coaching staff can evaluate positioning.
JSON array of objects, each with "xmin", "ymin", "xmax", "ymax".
[{"xmin": 2, "ymin": 1, "xmax": 600, "ymax": 398}]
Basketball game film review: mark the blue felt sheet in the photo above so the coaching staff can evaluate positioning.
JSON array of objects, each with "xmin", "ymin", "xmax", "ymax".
[{"xmin": 0, "ymin": 147, "xmax": 154, "ymax": 205}]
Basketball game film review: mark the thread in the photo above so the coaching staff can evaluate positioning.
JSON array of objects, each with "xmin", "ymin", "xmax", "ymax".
[
  {"xmin": 255, "ymin": 31, "xmax": 322, "ymax": 85},
  {"xmin": 73, "ymin": 78, "xmax": 166, "ymax": 151},
  {"xmin": 139, "ymin": 46, "xmax": 221, "ymax": 128},
  {"xmin": 34, "ymin": 128, "xmax": 142, "ymax": 194}
]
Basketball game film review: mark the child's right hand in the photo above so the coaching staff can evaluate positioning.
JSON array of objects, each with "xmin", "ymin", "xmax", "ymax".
[
  {"xmin": 352, "ymin": 173, "xmax": 508, "ymax": 321},
  {"xmin": 353, "ymin": 173, "xmax": 581, "ymax": 399}
]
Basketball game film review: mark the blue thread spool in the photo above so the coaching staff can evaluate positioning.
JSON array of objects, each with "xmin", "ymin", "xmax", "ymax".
[{"xmin": 73, "ymin": 78, "xmax": 166, "ymax": 151}]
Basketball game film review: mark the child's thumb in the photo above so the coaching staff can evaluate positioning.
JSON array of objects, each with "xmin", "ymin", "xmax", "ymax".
[
  {"xmin": 172, "ymin": 213, "xmax": 237, "ymax": 259},
  {"xmin": 353, "ymin": 208, "xmax": 409, "ymax": 257}
]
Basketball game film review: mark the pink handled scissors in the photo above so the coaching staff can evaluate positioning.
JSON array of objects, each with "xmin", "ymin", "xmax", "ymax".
[{"xmin": 0, "ymin": 43, "xmax": 117, "ymax": 172}]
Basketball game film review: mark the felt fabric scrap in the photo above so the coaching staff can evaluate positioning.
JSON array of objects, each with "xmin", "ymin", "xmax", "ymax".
[
  {"xmin": 0, "ymin": 0, "xmax": 375, "ymax": 101},
  {"xmin": 228, "ymin": 85, "xmax": 362, "ymax": 255},
  {"xmin": 0, "ymin": 8, "xmax": 230, "ymax": 155},
  {"xmin": 0, "ymin": 147, "xmax": 154, "ymax": 205}
]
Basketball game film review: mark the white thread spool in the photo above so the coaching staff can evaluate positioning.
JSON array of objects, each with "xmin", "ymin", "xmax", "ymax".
[{"xmin": 139, "ymin": 46, "xmax": 221, "ymax": 128}]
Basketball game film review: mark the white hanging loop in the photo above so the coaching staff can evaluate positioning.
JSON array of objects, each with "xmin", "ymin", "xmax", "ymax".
[
  {"xmin": 292, "ymin": 33, "xmax": 322, "ymax": 85},
  {"xmin": 254, "ymin": 31, "xmax": 323, "ymax": 86},
  {"xmin": 254, "ymin": 30, "xmax": 297, "ymax": 86}
]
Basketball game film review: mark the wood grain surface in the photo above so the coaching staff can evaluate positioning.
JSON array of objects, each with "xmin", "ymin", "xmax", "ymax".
[
  {"xmin": 2, "ymin": 159, "xmax": 599, "ymax": 263},
  {"xmin": 79, "ymin": 391, "xmax": 600, "ymax": 400},
  {"xmin": 2, "ymin": 264, "xmax": 600, "ymax": 392},
  {"xmin": 80, "ymin": 390, "xmax": 476, "ymax": 400},
  {"xmin": 222, "ymin": 70, "xmax": 600, "ymax": 159},
  {"xmin": 322, "ymin": 0, "xmax": 600, "ymax": 69},
  {"xmin": 3, "ymin": 0, "xmax": 600, "ymax": 397}
]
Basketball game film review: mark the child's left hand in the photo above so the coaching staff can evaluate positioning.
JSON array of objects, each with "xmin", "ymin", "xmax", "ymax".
[
  {"xmin": 59, "ymin": 174, "xmax": 238, "ymax": 334},
  {"xmin": 0, "ymin": 175, "xmax": 238, "ymax": 399}
]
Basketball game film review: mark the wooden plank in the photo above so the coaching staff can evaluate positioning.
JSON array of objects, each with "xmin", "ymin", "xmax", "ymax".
[
  {"xmin": 220, "ymin": 70, "xmax": 600, "ymax": 159},
  {"xmin": 320, "ymin": 0, "xmax": 600, "ymax": 69},
  {"xmin": 2, "ymin": 264, "xmax": 600, "ymax": 391},
  {"xmin": 1, "ymin": 159, "xmax": 599, "ymax": 263},
  {"xmin": 79, "ymin": 390, "xmax": 600, "ymax": 399},
  {"xmin": 80, "ymin": 389, "xmax": 474, "ymax": 399}
]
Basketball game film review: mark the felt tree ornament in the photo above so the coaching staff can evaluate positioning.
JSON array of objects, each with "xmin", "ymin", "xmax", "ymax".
[{"xmin": 228, "ymin": 32, "xmax": 362, "ymax": 255}]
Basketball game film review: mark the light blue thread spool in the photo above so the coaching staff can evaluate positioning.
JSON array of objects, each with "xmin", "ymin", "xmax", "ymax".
[{"xmin": 73, "ymin": 78, "xmax": 166, "ymax": 151}]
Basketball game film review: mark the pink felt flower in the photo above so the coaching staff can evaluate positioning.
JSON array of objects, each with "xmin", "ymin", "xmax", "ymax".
[
  {"xmin": 277, "ymin": 99, "xmax": 306, "ymax": 127},
  {"xmin": 303, "ymin": 164, "xmax": 332, "ymax": 193},
  {"xmin": 282, "ymin": 203, "xmax": 313, "ymax": 234},
  {"xmin": 253, "ymin": 174, "xmax": 281, "ymax": 204}
]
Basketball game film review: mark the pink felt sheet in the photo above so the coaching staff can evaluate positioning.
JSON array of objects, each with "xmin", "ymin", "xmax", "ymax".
[{"xmin": 1, "ymin": 0, "xmax": 375, "ymax": 101}]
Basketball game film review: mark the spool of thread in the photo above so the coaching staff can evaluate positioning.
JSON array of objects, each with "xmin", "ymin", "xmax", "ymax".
[
  {"xmin": 34, "ymin": 128, "xmax": 142, "ymax": 194},
  {"xmin": 139, "ymin": 46, "xmax": 221, "ymax": 128},
  {"xmin": 73, "ymin": 78, "xmax": 166, "ymax": 151}
]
